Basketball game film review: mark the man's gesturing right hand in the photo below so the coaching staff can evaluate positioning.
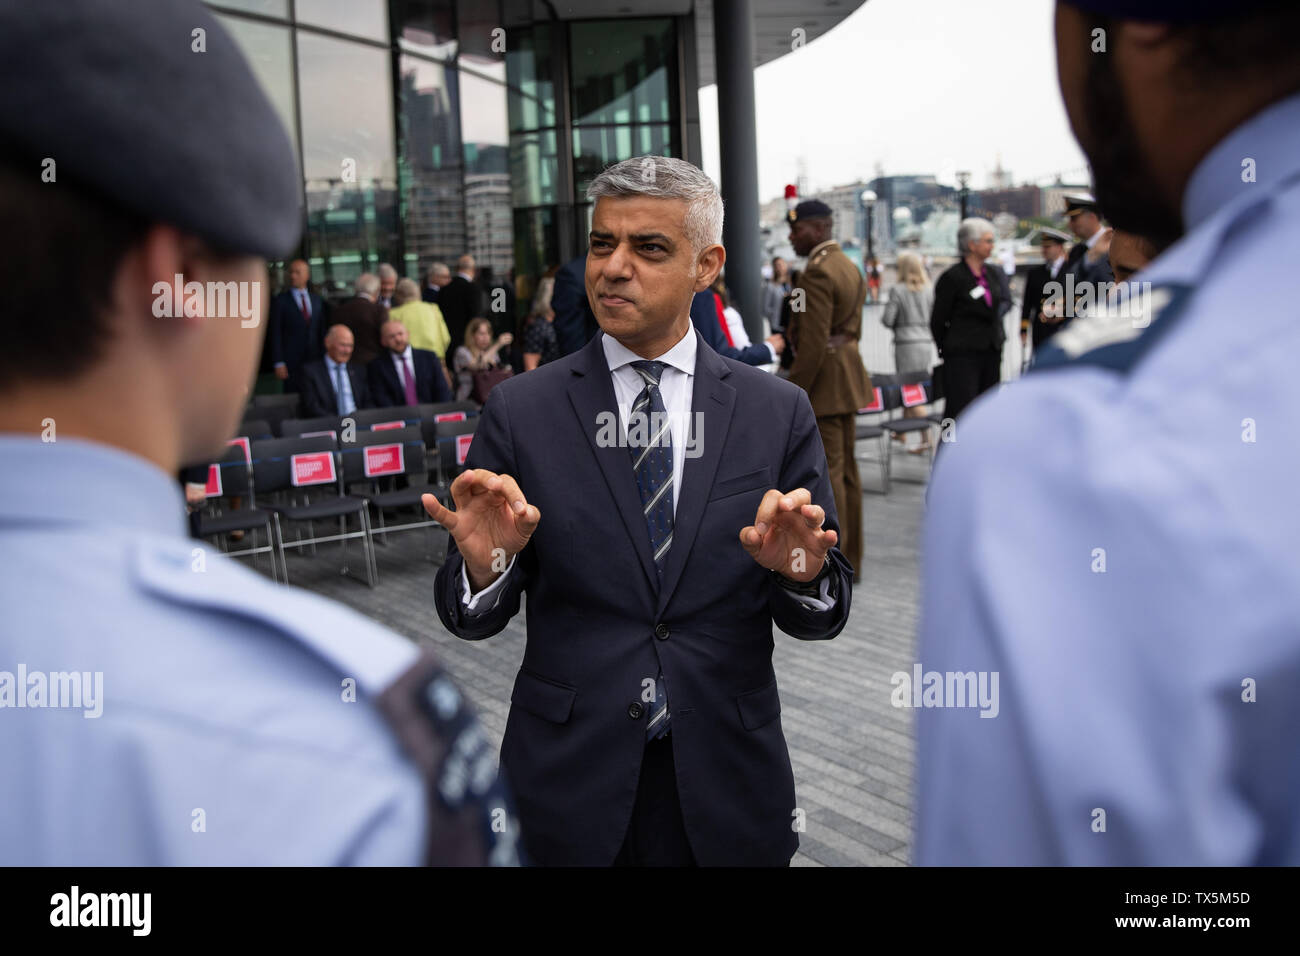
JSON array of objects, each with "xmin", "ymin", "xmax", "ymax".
[{"xmin": 421, "ymin": 469, "xmax": 540, "ymax": 592}]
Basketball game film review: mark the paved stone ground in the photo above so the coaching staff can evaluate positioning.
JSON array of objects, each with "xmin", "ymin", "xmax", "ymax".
[{"xmin": 230, "ymin": 296, "xmax": 943, "ymax": 866}]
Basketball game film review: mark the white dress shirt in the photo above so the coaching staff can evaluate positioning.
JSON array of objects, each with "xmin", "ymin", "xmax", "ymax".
[{"xmin": 389, "ymin": 345, "xmax": 417, "ymax": 391}]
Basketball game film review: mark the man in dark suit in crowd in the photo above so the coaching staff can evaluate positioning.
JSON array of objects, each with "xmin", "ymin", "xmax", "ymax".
[
  {"xmin": 331, "ymin": 272, "xmax": 387, "ymax": 367},
  {"xmin": 376, "ymin": 263, "xmax": 398, "ymax": 311},
  {"xmin": 422, "ymin": 262, "xmax": 450, "ymax": 304},
  {"xmin": 688, "ymin": 288, "xmax": 783, "ymax": 366},
  {"xmin": 437, "ymin": 254, "xmax": 484, "ymax": 352},
  {"xmin": 422, "ymin": 156, "xmax": 853, "ymax": 867},
  {"xmin": 299, "ymin": 324, "xmax": 371, "ymax": 418},
  {"xmin": 551, "ymin": 254, "xmax": 600, "ymax": 356},
  {"xmin": 1020, "ymin": 227, "xmax": 1070, "ymax": 351},
  {"xmin": 368, "ymin": 319, "xmax": 452, "ymax": 407},
  {"xmin": 269, "ymin": 258, "xmax": 325, "ymax": 394},
  {"xmin": 1064, "ymin": 192, "xmax": 1115, "ymax": 291}
]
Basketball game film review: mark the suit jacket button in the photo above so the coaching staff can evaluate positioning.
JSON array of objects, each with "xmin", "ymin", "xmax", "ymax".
[
  {"xmin": 627, "ymin": 702, "xmax": 644, "ymax": 720},
  {"xmin": 654, "ymin": 624, "xmax": 670, "ymax": 640}
]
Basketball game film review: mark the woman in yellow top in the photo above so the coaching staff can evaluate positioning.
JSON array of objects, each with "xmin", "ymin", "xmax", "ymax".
[{"xmin": 388, "ymin": 278, "xmax": 450, "ymax": 361}]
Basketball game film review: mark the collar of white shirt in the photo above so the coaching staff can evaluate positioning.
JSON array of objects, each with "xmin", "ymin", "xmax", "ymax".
[
  {"xmin": 390, "ymin": 346, "xmax": 413, "ymax": 367},
  {"xmin": 1084, "ymin": 227, "xmax": 1104, "ymax": 250},
  {"xmin": 600, "ymin": 325, "xmax": 697, "ymax": 378}
]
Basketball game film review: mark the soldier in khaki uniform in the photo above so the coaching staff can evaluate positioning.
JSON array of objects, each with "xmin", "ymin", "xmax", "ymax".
[{"xmin": 785, "ymin": 200, "xmax": 872, "ymax": 579}]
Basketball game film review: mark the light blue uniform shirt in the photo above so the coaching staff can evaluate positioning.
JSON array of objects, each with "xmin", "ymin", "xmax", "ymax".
[
  {"xmin": 325, "ymin": 355, "xmax": 356, "ymax": 416},
  {"xmin": 0, "ymin": 436, "xmax": 426, "ymax": 864},
  {"xmin": 917, "ymin": 91, "xmax": 1300, "ymax": 865}
]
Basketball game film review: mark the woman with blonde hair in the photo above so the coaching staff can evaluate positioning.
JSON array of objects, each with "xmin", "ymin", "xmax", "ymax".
[
  {"xmin": 881, "ymin": 251, "xmax": 936, "ymax": 452},
  {"xmin": 452, "ymin": 317, "xmax": 513, "ymax": 404}
]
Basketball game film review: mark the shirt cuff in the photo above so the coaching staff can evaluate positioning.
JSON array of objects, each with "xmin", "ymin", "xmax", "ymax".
[
  {"xmin": 461, "ymin": 554, "xmax": 517, "ymax": 614},
  {"xmin": 274, "ymin": 362, "xmax": 286, "ymax": 369},
  {"xmin": 763, "ymin": 342, "xmax": 777, "ymax": 363},
  {"xmin": 780, "ymin": 570, "xmax": 835, "ymax": 611}
]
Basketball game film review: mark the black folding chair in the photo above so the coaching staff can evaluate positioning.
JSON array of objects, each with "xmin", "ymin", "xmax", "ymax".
[
  {"xmin": 856, "ymin": 374, "xmax": 893, "ymax": 493},
  {"xmin": 417, "ymin": 400, "xmax": 480, "ymax": 421},
  {"xmin": 195, "ymin": 444, "xmax": 285, "ymax": 582},
  {"xmin": 434, "ymin": 418, "xmax": 478, "ymax": 486},
  {"xmin": 340, "ymin": 427, "xmax": 447, "ymax": 561},
  {"xmin": 236, "ymin": 418, "xmax": 274, "ymax": 441},
  {"xmin": 877, "ymin": 374, "xmax": 940, "ymax": 476},
  {"xmin": 280, "ymin": 415, "xmax": 342, "ymax": 438},
  {"xmin": 346, "ymin": 405, "xmax": 422, "ymax": 431},
  {"xmin": 252, "ymin": 392, "xmax": 302, "ymax": 417},
  {"xmin": 250, "ymin": 436, "xmax": 378, "ymax": 587}
]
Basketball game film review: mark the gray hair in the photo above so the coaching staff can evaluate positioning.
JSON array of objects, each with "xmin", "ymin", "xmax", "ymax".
[
  {"xmin": 354, "ymin": 272, "xmax": 379, "ymax": 297},
  {"xmin": 392, "ymin": 277, "xmax": 421, "ymax": 307},
  {"xmin": 957, "ymin": 218, "xmax": 995, "ymax": 255},
  {"xmin": 586, "ymin": 156, "xmax": 724, "ymax": 253},
  {"xmin": 377, "ymin": 263, "xmax": 398, "ymax": 281},
  {"xmin": 429, "ymin": 262, "xmax": 450, "ymax": 280}
]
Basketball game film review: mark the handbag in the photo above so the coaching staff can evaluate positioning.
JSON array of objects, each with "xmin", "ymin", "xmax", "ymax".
[{"xmin": 470, "ymin": 365, "xmax": 512, "ymax": 404}]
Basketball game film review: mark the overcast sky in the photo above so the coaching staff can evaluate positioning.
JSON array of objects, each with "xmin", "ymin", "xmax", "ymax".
[{"xmin": 699, "ymin": 0, "xmax": 1090, "ymax": 201}]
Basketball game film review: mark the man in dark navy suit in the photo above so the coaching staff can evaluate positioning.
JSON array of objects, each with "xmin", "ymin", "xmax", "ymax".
[
  {"xmin": 299, "ymin": 324, "xmax": 371, "ymax": 418},
  {"xmin": 368, "ymin": 320, "xmax": 452, "ymax": 407},
  {"xmin": 424, "ymin": 156, "xmax": 853, "ymax": 867},
  {"xmin": 269, "ymin": 258, "xmax": 326, "ymax": 394},
  {"xmin": 688, "ymin": 289, "xmax": 783, "ymax": 366}
]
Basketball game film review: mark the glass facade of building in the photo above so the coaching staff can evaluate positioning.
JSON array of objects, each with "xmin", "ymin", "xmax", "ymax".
[{"xmin": 207, "ymin": 0, "xmax": 696, "ymax": 312}]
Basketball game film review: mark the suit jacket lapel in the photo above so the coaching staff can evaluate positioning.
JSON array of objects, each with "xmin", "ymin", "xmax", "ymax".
[
  {"xmin": 567, "ymin": 334, "xmax": 659, "ymax": 591},
  {"xmin": 656, "ymin": 337, "xmax": 735, "ymax": 616}
]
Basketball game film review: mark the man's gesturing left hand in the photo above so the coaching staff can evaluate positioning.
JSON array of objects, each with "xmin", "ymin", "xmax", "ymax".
[{"xmin": 739, "ymin": 488, "xmax": 837, "ymax": 583}]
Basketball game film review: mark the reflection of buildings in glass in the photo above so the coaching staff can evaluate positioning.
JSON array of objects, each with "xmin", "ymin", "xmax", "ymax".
[
  {"xmin": 304, "ymin": 178, "xmax": 399, "ymax": 291},
  {"xmin": 401, "ymin": 65, "xmax": 465, "ymax": 271},
  {"xmin": 464, "ymin": 170, "xmax": 513, "ymax": 277}
]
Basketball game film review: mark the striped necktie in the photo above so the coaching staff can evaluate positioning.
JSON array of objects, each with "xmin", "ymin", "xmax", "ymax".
[{"xmin": 628, "ymin": 359, "xmax": 672, "ymax": 740}]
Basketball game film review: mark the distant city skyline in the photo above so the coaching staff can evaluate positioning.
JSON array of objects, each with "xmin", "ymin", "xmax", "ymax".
[{"xmin": 699, "ymin": 0, "xmax": 1091, "ymax": 202}]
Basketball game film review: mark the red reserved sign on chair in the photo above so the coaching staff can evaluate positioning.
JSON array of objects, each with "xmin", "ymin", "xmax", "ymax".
[
  {"xmin": 434, "ymin": 411, "xmax": 467, "ymax": 423},
  {"xmin": 371, "ymin": 420, "xmax": 405, "ymax": 431},
  {"xmin": 901, "ymin": 383, "xmax": 927, "ymax": 407},
  {"xmin": 363, "ymin": 443, "xmax": 405, "ymax": 478},
  {"xmin": 859, "ymin": 387, "xmax": 883, "ymax": 413},
  {"xmin": 456, "ymin": 433, "xmax": 473, "ymax": 465},
  {"xmin": 290, "ymin": 452, "xmax": 336, "ymax": 487},
  {"xmin": 205, "ymin": 464, "xmax": 222, "ymax": 497},
  {"xmin": 226, "ymin": 436, "xmax": 251, "ymax": 465}
]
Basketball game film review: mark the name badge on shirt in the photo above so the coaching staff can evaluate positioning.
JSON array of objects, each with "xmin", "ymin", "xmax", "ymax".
[{"xmin": 969, "ymin": 286, "xmax": 985, "ymax": 300}]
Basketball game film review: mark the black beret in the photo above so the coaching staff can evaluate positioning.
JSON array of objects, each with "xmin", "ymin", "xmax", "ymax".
[
  {"xmin": 787, "ymin": 200, "xmax": 833, "ymax": 224},
  {"xmin": 1061, "ymin": 0, "xmax": 1274, "ymax": 20},
  {"xmin": 0, "ymin": 0, "xmax": 302, "ymax": 259}
]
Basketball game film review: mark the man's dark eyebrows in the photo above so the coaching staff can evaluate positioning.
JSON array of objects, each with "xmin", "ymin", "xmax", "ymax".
[
  {"xmin": 629, "ymin": 232, "xmax": 675, "ymax": 246},
  {"xmin": 589, "ymin": 229, "xmax": 615, "ymax": 240}
]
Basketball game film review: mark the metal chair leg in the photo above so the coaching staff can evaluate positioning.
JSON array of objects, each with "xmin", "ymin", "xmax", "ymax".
[
  {"xmin": 272, "ymin": 513, "xmax": 289, "ymax": 585},
  {"xmin": 359, "ymin": 508, "xmax": 378, "ymax": 587}
]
